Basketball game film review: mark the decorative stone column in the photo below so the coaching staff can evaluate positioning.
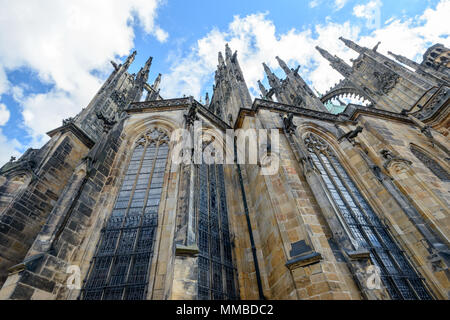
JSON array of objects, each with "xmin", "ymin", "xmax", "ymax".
[{"xmin": 172, "ymin": 102, "xmax": 200, "ymax": 300}]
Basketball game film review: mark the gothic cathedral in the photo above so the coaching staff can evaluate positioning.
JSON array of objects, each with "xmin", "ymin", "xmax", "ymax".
[{"xmin": 0, "ymin": 39, "xmax": 449, "ymax": 300}]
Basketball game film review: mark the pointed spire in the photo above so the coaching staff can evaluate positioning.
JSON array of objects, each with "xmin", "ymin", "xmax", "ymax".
[
  {"xmin": 225, "ymin": 43, "xmax": 233, "ymax": 60},
  {"xmin": 339, "ymin": 37, "xmax": 365, "ymax": 54},
  {"xmin": 205, "ymin": 92, "xmax": 210, "ymax": 107},
  {"xmin": 316, "ymin": 46, "xmax": 353, "ymax": 77},
  {"xmin": 276, "ymin": 56, "xmax": 291, "ymax": 75},
  {"xmin": 316, "ymin": 46, "xmax": 337, "ymax": 63},
  {"xmin": 218, "ymin": 52, "xmax": 225, "ymax": 66},
  {"xmin": 152, "ymin": 73, "xmax": 162, "ymax": 91},
  {"xmin": 258, "ymin": 80, "xmax": 268, "ymax": 97},
  {"xmin": 373, "ymin": 41, "xmax": 381, "ymax": 52},
  {"xmin": 124, "ymin": 50, "xmax": 137, "ymax": 68},
  {"xmin": 263, "ymin": 63, "xmax": 281, "ymax": 88},
  {"xmin": 388, "ymin": 51, "xmax": 420, "ymax": 70},
  {"xmin": 143, "ymin": 56, "xmax": 153, "ymax": 71}
]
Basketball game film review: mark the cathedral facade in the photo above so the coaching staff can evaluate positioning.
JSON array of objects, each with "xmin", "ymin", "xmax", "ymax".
[{"xmin": 0, "ymin": 38, "xmax": 448, "ymax": 300}]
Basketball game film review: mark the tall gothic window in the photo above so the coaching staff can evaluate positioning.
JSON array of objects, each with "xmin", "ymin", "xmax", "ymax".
[
  {"xmin": 304, "ymin": 133, "xmax": 431, "ymax": 300},
  {"xmin": 82, "ymin": 128, "xmax": 170, "ymax": 300},
  {"xmin": 197, "ymin": 164, "xmax": 238, "ymax": 300},
  {"xmin": 410, "ymin": 145, "xmax": 450, "ymax": 182}
]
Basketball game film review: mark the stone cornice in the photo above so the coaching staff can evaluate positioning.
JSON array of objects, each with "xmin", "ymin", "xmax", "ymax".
[
  {"xmin": 235, "ymin": 99, "xmax": 417, "ymax": 129},
  {"xmin": 47, "ymin": 122, "xmax": 95, "ymax": 149},
  {"xmin": 128, "ymin": 98, "xmax": 232, "ymax": 130}
]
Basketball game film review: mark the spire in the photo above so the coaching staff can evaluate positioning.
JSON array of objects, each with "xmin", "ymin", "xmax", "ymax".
[
  {"xmin": 373, "ymin": 41, "xmax": 381, "ymax": 52},
  {"xmin": 339, "ymin": 37, "xmax": 365, "ymax": 54},
  {"xmin": 258, "ymin": 80, "xmax": 268, "ymax": 98},
  {"xmin": 152, "ymin": 73, "xmax": 162, "ymax": 91},
  {"xmin": 276, "ymin": 56, "xmax": 291, "ymax": 75},
  {"xmin": 316, "ymin": 46, "xmax": 353, "ymax": 77},
  {"xmin": 316, "ymin": 46, "xmax": 337, "ymax": 63},
  {"xmin": 124, "ymin": 50, "xmax": 137, "ymax": 69},
  {"xmin": 388, "ymin": 51, "xmax": 420, "ymax": 70},
  {"xmin": 225, "ymin": 43, "xmax": 233, "ymax": 60},
  {"xmin": 218, "ymin": 52, "xmax": 225, "ymax": 66},
  {"xmin": 143, "ymin": 56, "xmax": 153, "ymax": 71},
  {"xmin": 263, "ymin": 63, "xmax": 281, "ymax": 88},
  {"xmin": 205, "ymin": 92, "xmax": 210, "ymax": 107}
]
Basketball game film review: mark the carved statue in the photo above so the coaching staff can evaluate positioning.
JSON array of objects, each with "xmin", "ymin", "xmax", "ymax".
[
  {"xmin": 62, "ymin": 118, "xmax": 74, "ymax": 126},
  {"xmin": 283, "ymin": 113, "xmax": 297, "ymax": 134},
  {"xmin": 373, "ymin": 71, "xmax": 400, "ymax": 94},
  {"xmin": 184, "ymin": 105, "xmax": 198, "ymax": 127}
]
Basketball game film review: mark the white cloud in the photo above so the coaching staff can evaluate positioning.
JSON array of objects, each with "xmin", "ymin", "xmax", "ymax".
[
  {"xmin": 334, "ymin": 0, "xmax": 350, "ymax": 11},
  {"xmin": 162, "ymin": 0, "xmax": 449, "ymax": 102},
  {"xmin": 353, "ymin": 0, "xmax": 383, "ymax": 28},
  {"xmin": 0, "ymin": 103, "xmax": 10, "ymax": 126},
  {"xmin": 0, "ymin": 128, "xmax": 22, "ymax": 166},
  {"xmin": 0, "ymin": 67, "xmax": 9, "ymax": 96},
  {"xmin": 309, "ymin": 0, "xmax": 321, "ymax": 8},
  {"xmin": 0, "ymin": 0, "xmax": 167, "ymax": 146},
  {"xmin": 161, "ymin": 13, "xmax": 360, "ymax": 98}
]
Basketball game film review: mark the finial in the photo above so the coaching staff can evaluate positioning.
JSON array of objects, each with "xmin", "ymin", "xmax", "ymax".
[
  {"xmin": 373, "ymin": 41, "xmax": 381, "ymax": 52},
  {"xmin": 218, "ymin": 52, "xmax": 225, "ymax": 66},
  {"xmin": 276, "ymin": 56, "xmax": 291, "ymax": 75}
]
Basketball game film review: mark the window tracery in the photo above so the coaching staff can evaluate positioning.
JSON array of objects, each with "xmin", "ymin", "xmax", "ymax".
[
  {"xmin": 304, "ymin": 133, "xmax": 431, "ymax": 300},
  {"xmin": 82, "ymin": 128, "xmax": 169, "ymax": 300}
]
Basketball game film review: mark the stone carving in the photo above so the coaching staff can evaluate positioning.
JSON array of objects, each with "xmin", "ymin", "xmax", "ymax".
[
  {"xmin": 84, "ymin": 112, "xmax": 118, "ymax": 174},
  {"xmin": 414, "ymin": 86, "xmax": 449, "ymax": 120},
  {"xmin": 62, "ymin": 117, "xmax": 74, "ymax": 126},
  {"xmin": 304, "ymin": 133, "xmax": 330, "ymax": 154},
  {"xmin": 184, "ymin": 105, "xmax": 199, "ymax": 127},
  {"xmin": 410, "ymin": 145, "xmax": 450, "ymax": 182},
  {"xmin": 338, "ymin": 126, "xmax": 363, "ymax": 143},
  {"xmin": 380, "ymin": 149, "xmax": 412, "ymax": 172},
  {"xmin": 111, "ymin": 90, "xmax": 128, "ymax": 110},
  {"xmin": 373, "ymin": 71, "xmax": 400, "ymax": 94},
  {"xmin": 282, "ymin": 113, "xmax": 297, "ymax": 134}
]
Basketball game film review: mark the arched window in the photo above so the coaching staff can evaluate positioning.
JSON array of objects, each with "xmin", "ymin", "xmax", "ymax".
[
  {"xmin": 304, "ymin": 133, "xmax": 431, "ymax": 300},
  {"xmin": 197, "ymin": 164, "xmax": 238, "ymax": 300},
  {"xmin": 82, "ymin": 128, "xmax": 170, "ymax": 300},
  {"xmin": 410, "ymin": 145, "xmax": 450, "ymax": 182}
]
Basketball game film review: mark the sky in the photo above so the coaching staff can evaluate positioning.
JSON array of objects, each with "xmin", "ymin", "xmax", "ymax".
[{"xmin": 0, "ymin": 0, "xmax": 448, "ymax": 166}]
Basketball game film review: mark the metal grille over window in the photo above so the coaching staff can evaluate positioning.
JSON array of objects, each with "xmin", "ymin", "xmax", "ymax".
[
  {"xmin": 304, "ymin": 133, "xmax": 432, "ymax": 300},
  {"xmin": 197, "ymin": 164, "xmax": 238, "ymax": 300},
  {"xmin": 82, "ymin": 128, "xmax": 169, "ymax": 300},
  {"xmin": 410, "ymin": 145, "xmax": 450, "ymax": 182}
]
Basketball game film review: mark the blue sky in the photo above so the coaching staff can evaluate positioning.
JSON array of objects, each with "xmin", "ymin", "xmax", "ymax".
[{"xmin": 0, "ymin": 0, "xmax": 448, "ymax": 166}]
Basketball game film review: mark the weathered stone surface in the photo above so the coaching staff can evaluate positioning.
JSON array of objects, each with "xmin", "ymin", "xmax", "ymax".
[{"xmin": 0, "ymin": 41, "xmax": 448, "ymax": 301}]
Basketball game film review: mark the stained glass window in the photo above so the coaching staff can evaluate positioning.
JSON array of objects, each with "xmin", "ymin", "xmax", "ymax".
[
  {"xmin": 197, "ymin": 164, "xmax": 238, "ymax": 300},
  {"xmin": 410, "ymin": 145, "xmax": 450, "ymax": 182},
  {"xmin": 304, "ymin": 133, "xmax": 432, "ymax": 300},
  {"xmin": 82, "ymin": 128, "xmax": 169, "ymax": 300}
]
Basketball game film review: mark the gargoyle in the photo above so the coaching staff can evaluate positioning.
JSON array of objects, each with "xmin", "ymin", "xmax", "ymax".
[
  {"xmin": 282, "ymin": 113, "xmax": 297, "ymax": 134},
  {"xmin": 184, "ymin": 105, "xmax": 198, "ymax": 127},
  {"xmin": 338, "ymin": 126, "xmax": 363, "ymax": 142}
]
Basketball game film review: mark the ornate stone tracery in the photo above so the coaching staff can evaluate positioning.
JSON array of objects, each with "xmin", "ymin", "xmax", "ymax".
[
  {"xmin": 410, "ymin": 145, "xmax": 450, "ymax": 182},
  {"xmin": 81, "ymin": 127, "xmax": 170, "ymax": 301},
  {"xmin": 303, "ymin": 133, "xmax": 432, "ymax": 300},
  {"xmin": 373, "ymin": 71, "xmax": 400, "ymax": 94}
]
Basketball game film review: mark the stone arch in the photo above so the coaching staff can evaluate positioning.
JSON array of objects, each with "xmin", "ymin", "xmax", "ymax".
[
  {"xmin": 297, "ymin": 129, "xmax": 432, "ymax": 299},
  {"xmin": 77, "ymin": 114, "xmax": 182, "ymax": 300}
]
